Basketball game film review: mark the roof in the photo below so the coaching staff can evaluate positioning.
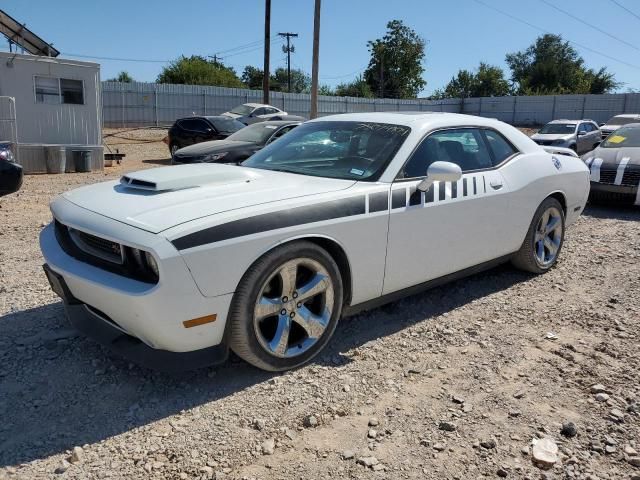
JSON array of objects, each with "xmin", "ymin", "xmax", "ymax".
[
  {"xmin": 308, "ymin": 111, "xmax": 507, "ymax": 128},
  {"xmin": 243, "ymin": 103, "xmax": 273, "ymax": 108},
  {"xmin": 249, "ymin": 120, "xmax": 301, "ymax": 126},
  {"xmin": 548, "ymin": 119, "xmax": 595, "ymax": 124},
  {"xmin": 610, "ymin": 114, "xmax": 640, "ymax": 118}
]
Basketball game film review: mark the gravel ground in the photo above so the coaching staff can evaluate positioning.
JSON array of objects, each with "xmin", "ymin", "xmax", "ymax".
[{"xmin": 1, "ymin": 128, "xmax": 639, "ymax": 480}]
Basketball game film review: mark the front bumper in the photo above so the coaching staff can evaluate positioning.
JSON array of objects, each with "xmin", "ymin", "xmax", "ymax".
[
  {"xmin": 589, "ymin": 182, "xmax": 639, "ymax": 205},
  {"xmin": 44, "ymin": 264, "xmax": 228, "ymax": 371},
  {"xmin": 39, "ymin": 205, "xmax": 234, "ymax": 360}
]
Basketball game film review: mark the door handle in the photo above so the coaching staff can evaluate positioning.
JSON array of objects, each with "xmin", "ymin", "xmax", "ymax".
[{"xmin": 490, "ymin": 180, "xmax": 503, "ymax": 190}]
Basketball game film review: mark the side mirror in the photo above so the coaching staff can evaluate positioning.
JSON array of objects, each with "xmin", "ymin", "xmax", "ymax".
[
  {"xmin": 416, "ymin": 161, "xmax": 462, "ymax": 192},
  {"xmin": 599, "ymin": 123, "xmax": 605, "ymax": 127}
]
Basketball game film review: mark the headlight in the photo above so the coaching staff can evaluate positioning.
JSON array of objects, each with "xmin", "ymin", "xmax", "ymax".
[
  {"xmin": 0, "ymin": 148, "xmax": 15, "ymax": 162},
  {"xmin": 144, "ymin": 251, "xmax": 159, "ymax": 278},
  {"xmin": 128, "ymin": 247, "xmax": 159, "ymax": 281},
  {"xmin": 204, "ymin": 152, "xmax": 229, "ymax": 162}
]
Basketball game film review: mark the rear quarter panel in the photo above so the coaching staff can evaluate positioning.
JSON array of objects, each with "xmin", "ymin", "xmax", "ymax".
[{"xmin": 501, "ymin": 152, "xmax": 589, "ymax": 250}]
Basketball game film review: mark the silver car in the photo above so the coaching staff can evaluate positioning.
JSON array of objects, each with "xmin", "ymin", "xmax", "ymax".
[
  {"xmin": 599, "ymin": 114, "xmax": 640, "ymax": 139},
  {"xmin": 531, "ymin": 119, "xmax": 601, "ymax": 155}
]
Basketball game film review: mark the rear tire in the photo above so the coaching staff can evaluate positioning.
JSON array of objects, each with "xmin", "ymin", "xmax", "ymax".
[
  {"xmin": 511, "ymin": 197, "xmax": 565, "ymax": 274},
  {"xmin": 228, "ymin": 241, "xmax": 343, "ymax": 371}
]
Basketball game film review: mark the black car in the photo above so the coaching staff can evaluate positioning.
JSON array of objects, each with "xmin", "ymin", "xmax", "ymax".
[
  {"xmin": 0, "ymin": 142, "xmax": 23, "ymax": 197},
  {"xmin": 172, "ymin": 120, "xmax": 300, "ymax": 165},
  {"xmin": 164, "ymin": 116, "xmax": 246, "ymax": 156}
]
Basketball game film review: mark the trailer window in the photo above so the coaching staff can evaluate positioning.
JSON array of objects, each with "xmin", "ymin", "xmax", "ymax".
[{"xmin": 34, "ymin": 77, "xmax": 84, "ymax": 105}]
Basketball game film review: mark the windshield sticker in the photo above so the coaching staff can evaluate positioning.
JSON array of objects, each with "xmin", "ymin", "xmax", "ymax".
[
  {"xmin": 350, "ymin": 168, "xmax": 365, "ymax": 176},
  {"xmin": 607, "ymin": 135, "xmax": 626, "ymax": 144},
  {"xmin": 264, "ymin": 125, "xmax": 278, "ymax": 129}
]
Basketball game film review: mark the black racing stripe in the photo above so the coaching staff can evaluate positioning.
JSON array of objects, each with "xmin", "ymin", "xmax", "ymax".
[
  {"xmin": 463, "ymin": 178, "xmax": 468, "ymax": 196},
  {"xmin": 600, "ymin": 157, "xmax": 619, "ymax": 169},
  {"xmin": 451, "ymin": 181, "xmax": 457, "ymax": 199},
  {"xmin": 368, "ymin": 191, "xmax": 389, "ymax": 212},
  {"xmin": 473, "ymin": 177, "xmax": 477, "ymax": 195},
  {"xmin": 392, "ymin": 189, "xmax": 406, "ymax": 209},
  {"xmin": 424, "ymin": 184, "xmax": 434, "ymax": 203},
  {"xmin": 172, "ymin": 195, "xmax": 366, "ymax": 250},
  {"xmin": 409, "ymin": 187, "xmax": 422, "ymax": 206},
  {"xmin": 438, "ymin": 182, "xmax": 446, "ymax": 201}
]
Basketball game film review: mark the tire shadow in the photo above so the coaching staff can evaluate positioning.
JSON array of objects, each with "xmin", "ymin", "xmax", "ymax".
[
  {"xmin": 582, "ymin": 203, "xmax": 640, "ymax": 221},
  {"xmin": 0, "ymin": 263, "xmax": 530, "ymax": 467}
]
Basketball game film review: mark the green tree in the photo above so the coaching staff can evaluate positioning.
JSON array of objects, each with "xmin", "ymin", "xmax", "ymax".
[
  {"xmin": 318, "ymin": 84, "xmax": 335, "ymax": 96},
  {"xmin": 335, "ymin": 75, "xmax": 374, "ymax": 98},
  {"xmin": 505, "ymin": 34, "xmax": 619, "ymax": 94},
  {"xmin": 157, "ymin": 56, "xmax": 243, "ymax": 87},
  {"xmin": 436, "ymin": 63, "xmax": 511, "ymax": 98},
  {"xmin": 107, "ymin": 71, "xmax": 134, "ymax": 83},
  {"xmin": 241, "ymin": 66, "xmax": 264, "ymax": 89},
  {"xmin": 272, "ymin": 68, "xmax": 310, "ymax": 93},
  {"xmin": 364, "ymin": 20, "xmax": 426, "ymax": 98}
]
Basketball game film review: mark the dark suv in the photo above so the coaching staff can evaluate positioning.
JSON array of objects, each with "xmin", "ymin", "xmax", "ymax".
[{"xmin": 164, "ymin": 116, "xmax": 245, "ymax": 156}]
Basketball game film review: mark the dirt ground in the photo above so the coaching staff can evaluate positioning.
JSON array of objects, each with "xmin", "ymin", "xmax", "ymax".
[{"xmin": 0, "ymin": 128, "xmax": 638, "ymax": 480}]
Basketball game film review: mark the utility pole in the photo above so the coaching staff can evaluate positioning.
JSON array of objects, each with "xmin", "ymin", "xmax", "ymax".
[
  {"xmin": 208, "ymin": 54, "xmax": 223, "ymax": 64},
  {"xmin": 377, "ymin": 44, "xmax": 384, "ymax": 99},
  {"xmin": 263, "ymin": 0, "xmax": 271, "ymax": 105},
  {"xmin": 310, "ymin": 0, "xmax": 321, "ymax": 119},
  {"xmin": 278, "ymin": 32, "xmax": 299, "ymax": 92}
]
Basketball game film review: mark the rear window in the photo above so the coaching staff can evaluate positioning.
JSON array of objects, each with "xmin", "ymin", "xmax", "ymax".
[
  {"xmin": 210, "ymin": 117, "xmax": 244, "ymax": 133},
  {"xmin": 538, "ymin": 123, "xmax": 576, "ymax": 134}
]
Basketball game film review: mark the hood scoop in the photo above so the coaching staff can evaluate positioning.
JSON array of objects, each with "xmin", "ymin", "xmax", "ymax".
[{"xmin": 119, "ymin": 164, "xmax": 262, "ymax": 192}]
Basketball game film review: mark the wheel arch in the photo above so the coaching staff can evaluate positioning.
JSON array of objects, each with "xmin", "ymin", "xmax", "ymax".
[
  {"xmin": 244, "ymin": 234, "xmax": 353, "ymax": 307},
  {"xmin": 547, "ymin": 190, "xmax": 567, "ymax": 214}
]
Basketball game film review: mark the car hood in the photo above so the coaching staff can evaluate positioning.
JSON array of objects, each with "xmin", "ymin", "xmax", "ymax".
[
  {"xmin": 531, "ymin": 133, "xmax": 573, "ymax": 141},
  {"xmin": 59, "ymin": 164, "xmax": 356, "ymax": 234},
  {"xmin": 600, "ymin": 124, "xmax": 620, "ymax": 133},
  {"xmin": 222, "ymin": 112, "xmax": 242, "ymax": 119},
  {"xmin": 583, "ymin": 146, "xmax": 640, "ymax": 165},
  {"xmin": 174, "ymin": 140, "xmax": 256, "ymax": 157}
]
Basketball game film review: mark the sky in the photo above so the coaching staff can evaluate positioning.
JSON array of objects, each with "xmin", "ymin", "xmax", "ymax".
[{"xmin": 3, "ymin": 0, "xmax": 640, "ymax": 96}]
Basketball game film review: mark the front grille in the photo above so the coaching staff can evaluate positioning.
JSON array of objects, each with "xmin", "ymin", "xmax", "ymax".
[
  {"xmin": 54, "ymin": 220, "xmax": 158, "ymax": 284},
  {"xmin": 69, "ymin": 228, "xmax": 123, "ymax": 264},
  {"xmin": 621, "ymin": 168, "xmax": 640, "ymax": 187},
  {"xmin": 535, "ymin": 140, "xmax": 554, "ymax": 146},
  {"xmin": 598, "ymin": 168, "xmax": 617, "ymax": 184}
]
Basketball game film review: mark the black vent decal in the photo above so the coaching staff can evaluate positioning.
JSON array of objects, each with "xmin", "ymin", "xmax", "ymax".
[
  {"xmin": 463, "ymin": 178, "xmax": 468, "ymax": 196},
  {"xmin": 392, "ymin": 189, "xmax": 406, "ymax": 209},
  {"xmin": 451, "ymin": 181, "xmax": 458, "ymax": 199},
  {"xmin": 438, "ymin": 182, "xmax": 446, "ymax": 201},
  {"xmin": 409, "ymin": 187, "xmax": 422, "ymax": 206},
  {"xmin": 368, "ymin": 191, "xmax": 389, "ymax": 212},
  {"xmin": 424, "ymin": 184, "xmax": 435, "ymax": 203},
  {"xmin": 473, "ymin": 177, "xmax": 477, "ymax": 195}
]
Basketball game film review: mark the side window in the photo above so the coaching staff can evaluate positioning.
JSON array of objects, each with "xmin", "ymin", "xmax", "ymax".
[
  {"xmin": 578, "ymin": 123, "xmax": 588, "ymax": 133},
  {"xmin": 253, "ymin": 107, "xmax": 266, "ymax": 116},
  {"xmin": 483, "ymin": 129, "xmax": 517, "ymax": 165},
  {"xmin": 192, "ymin": 119, "xmax": 211, "ymax": 133},
  {"xmin": 271, "ymin": 125, "xmax": 295, "ymax": 140},
  {"xmin": 402, "ymin": 128, "xmax": 493, "ymax": 178},
  {"xmin": 265, "ymin": 107, "xmax": 279, "ymax": 115}
]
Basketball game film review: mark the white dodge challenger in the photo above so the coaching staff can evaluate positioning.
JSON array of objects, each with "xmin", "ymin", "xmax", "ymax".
[{"xmin": 40, "ymin": 113, "xmax": 590, "ymax": 371}]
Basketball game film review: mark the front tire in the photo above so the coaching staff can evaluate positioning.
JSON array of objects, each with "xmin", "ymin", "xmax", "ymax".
[
  {"xmin": 228, "ymin": 241, "xmax": 343, "ymax": 371},
  {"xmin": 511, "ymin": 197, "xmax": 565, "ymax": 274}
]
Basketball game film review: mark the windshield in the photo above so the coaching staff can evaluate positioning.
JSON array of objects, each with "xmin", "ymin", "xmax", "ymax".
[
  {"xmin": 227, "ymin": 123, "xmax": 281, "ymax": 144},
  {"xmin": 210, "ymin": 117, "xmax": 245, "ymax": 133},
  {"xmin": 242, "ymin": 121, "xmax": 411, "ymax": 181},
  {"xmin": 538, "ymin": 123, "xmax": 576, "ymax": 135},
  {"xmin": 606, "ymin": 116, "xmax": 638, "ymax": 127},
  {"xmin": 601, "ymin": 125, "xmax": 640, "ymax": 148},
  {"xmin": 229, "ymin": 104, "xmax": 254, "ymax": 115}
]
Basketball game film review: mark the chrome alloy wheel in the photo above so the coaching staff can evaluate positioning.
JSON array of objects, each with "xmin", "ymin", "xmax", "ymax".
[
  {"xmin": 534, "ymin": 206, "xmax": 563, "ymax": 267},
  {"xmin": 253, "ymin": 258, "xmax": 335, "ymax": 358}
]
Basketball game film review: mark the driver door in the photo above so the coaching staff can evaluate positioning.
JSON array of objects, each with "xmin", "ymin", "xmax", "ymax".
[{"xmin": 383, "ymin": 127, "xmax": 516, "ymax": 295}]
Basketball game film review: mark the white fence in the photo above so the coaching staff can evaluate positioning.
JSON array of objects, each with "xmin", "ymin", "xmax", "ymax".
[{"xmin": 101, "ymin": 81, "xmax": 640, "ymax": 128}]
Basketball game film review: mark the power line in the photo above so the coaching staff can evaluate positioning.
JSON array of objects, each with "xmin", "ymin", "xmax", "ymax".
[
  {"xmin": 539, "ymin": 0, "xmax": 640, "ymax": 51},
  {"xmin": 320, "ymin": 65, "xmax": 368, "ymax": 80},
  {"xmin": 609, "ymin": 0, "xmax": 640, "ymax": 22},
  {"xmin": 473, "ymin": 0, "xmax": 640, "ymax": 70}
]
